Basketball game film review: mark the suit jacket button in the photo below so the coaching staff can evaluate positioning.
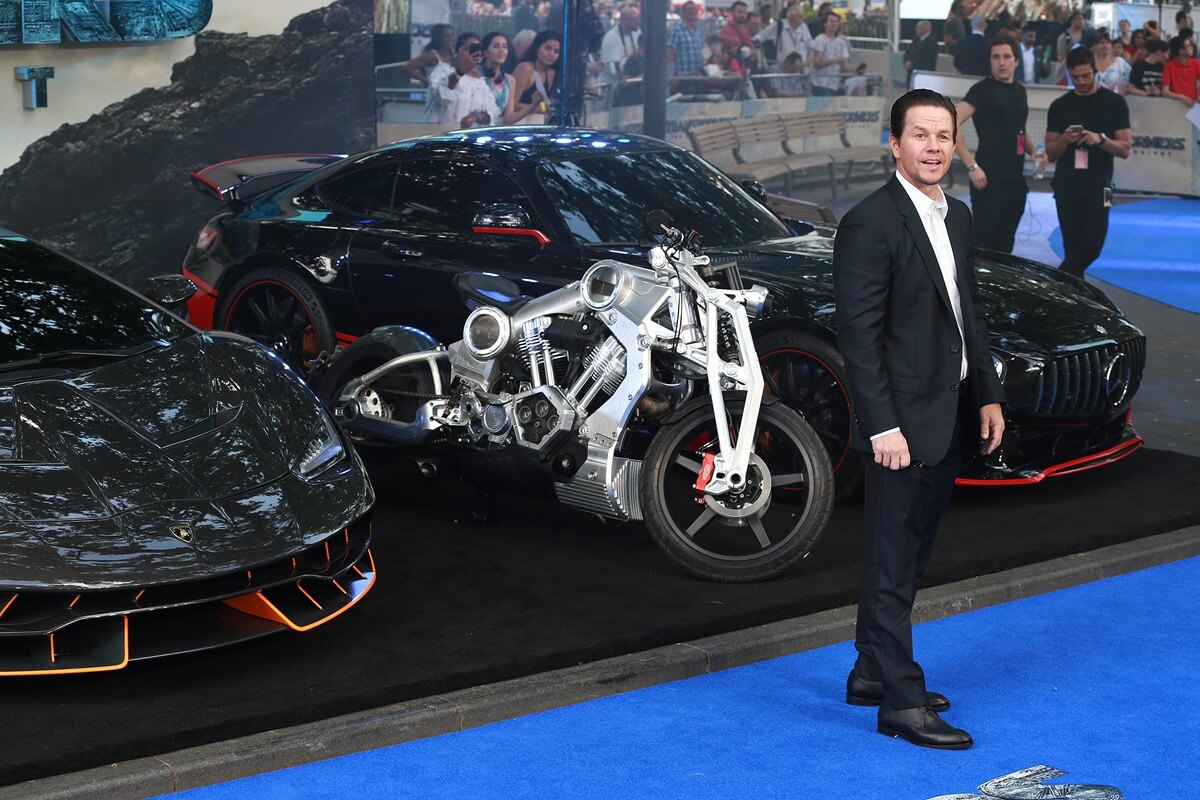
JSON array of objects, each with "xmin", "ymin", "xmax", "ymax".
[
  {"xmin": 950, "ymin": 344, "xmax": 961, "ymax": 353},
  {"xmin": 950, "ymin": 382, "xmax": 959, "ymax": 392}
]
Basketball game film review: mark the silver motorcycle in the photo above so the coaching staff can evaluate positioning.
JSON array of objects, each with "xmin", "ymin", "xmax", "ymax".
[{"xmin": 320, "ymin": 212, "xmax": 833, "ymax": 582}]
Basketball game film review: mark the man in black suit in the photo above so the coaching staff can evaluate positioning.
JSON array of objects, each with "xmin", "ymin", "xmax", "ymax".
[
  {"xmin": 954, "ymin": 15, "xmax": 990, "ymax": 76},
  {"xmin": 905, "ymin": 20, "xmax": 940, "ymax": 87},
  {"xmin": 833, "ymin": 89, "xmax": 1006, "ymax": 750}
]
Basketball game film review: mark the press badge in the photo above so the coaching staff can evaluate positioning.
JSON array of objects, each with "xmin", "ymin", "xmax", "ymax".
[
  {"xmin": 1074, "ymin": 147, "xmax": 1089, "ymax": 170},
  {"xmin": 1016, "ymin": 136, "xmax": 1025, "ymax": 155}
]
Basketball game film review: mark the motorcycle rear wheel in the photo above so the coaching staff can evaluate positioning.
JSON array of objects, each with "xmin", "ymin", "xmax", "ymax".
[{"xmin": 639, "ymin": 399, "xmax": 834, "ymax": 583}]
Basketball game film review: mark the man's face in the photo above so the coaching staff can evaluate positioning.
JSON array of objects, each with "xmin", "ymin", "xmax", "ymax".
[
  {"xmin": 1069, "ymin": 63, "xmax": 1096, "ymax": 94},
  {"xmin": 731, "ymin": 3, "xmax": 747, "ymax": 24},
  {"xmin": 990, "ymin": 44, "xmax": 1017, "ymax": 81},
  {"xmin": 747, "ymin": 12, "xmax": 761, "ymax": 34},
  {"xmin": 1023, "ymin": 28, "xmax": 1037, "ymax": 47},
  {"xmin": 1070, "ymin": 14, "xmax": 1084, "ymax": 32},
  {"xmin": 682, "ymin": 2, "xmax": 698, "ymax": 24},
  {"xmin": 824, "ymin": 13, "xmax": 839, "ymax": 35},
  {"xmin": 916, "ymin": 21, "xmax": 931, "ymax": 38},
  {"xmin": 891, "ymin": 105, "xmax": 955, "ymax": 191},
  {"xmin": 787, "ymin": 5, "xmax": 804, "ymax": 27},
  {"xmin": 620, "ymin": 9, "xmax": 639, "ymax": 33}
]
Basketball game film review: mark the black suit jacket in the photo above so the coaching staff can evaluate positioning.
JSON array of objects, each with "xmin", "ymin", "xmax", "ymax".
[
  {"xmin": 954, "ymin": 32, "xmax": 989, "ymax": 76},
  {"xmin": 905, "ymin": 35, "xmax": 939, "ymax": 75},
  {"xmin": 833, "ymin": 176, "xmax": 1005, "ymax": 466}
]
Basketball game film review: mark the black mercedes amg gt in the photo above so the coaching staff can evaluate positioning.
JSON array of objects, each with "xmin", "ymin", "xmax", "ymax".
[
  {"xmin": 180, "ymin": 127, "xmax": 1146, "ymax": 494},
  {"xmin": 0, "ymin": 230, "xmax": 375, "ymax": 676}
]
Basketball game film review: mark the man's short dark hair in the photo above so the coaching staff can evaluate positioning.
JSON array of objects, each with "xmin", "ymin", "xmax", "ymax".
[
  {"xmin": 890, "ymin": 89, "xmax": 958, "ymax": 144},
  {"xmin": 989, "ymin": 30, "xmax": 1020, "ymax": 59},
  {"xmin": 1169, "ymin": 35, "xmax": 1190, "ymax": 58},
  {"xmin": 1148, "ymin": 39, "xmax": 1169, "ymax": 54},
  {"xmin": 1068, "ymin": 10, "xmax": 1085, "ymax": 24},
  {"xmin": 730, "ymin": 1, "xmax": 747, "ymax": 10},
  {"xmin": 1177, "ymin": 9, "xmax": 1190, "ymax": 24},
  {"xmin": 1065, "ymin": 45, "xmax": 1096, "ymax": 70},
  {"xmin": 783, "ymin": 51, "xmax": 804, "ymax": 68}
]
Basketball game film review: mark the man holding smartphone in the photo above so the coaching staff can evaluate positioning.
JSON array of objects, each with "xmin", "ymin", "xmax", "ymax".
[{"xmin": 1045, "ymin": 46, "xmax": 1132, "ymax": 278}]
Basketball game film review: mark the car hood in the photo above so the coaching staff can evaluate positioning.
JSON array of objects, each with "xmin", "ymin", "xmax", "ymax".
[
  {"xmin": 653, "ymin": 228, "xmax": 1142, "ymax": 355},
  {"xmin": 0, "ymin": 333, "xmax": 372, "ymax": 590}
]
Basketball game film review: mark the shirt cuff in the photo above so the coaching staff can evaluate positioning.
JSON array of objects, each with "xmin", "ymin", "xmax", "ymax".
[{"xmin": 869, "ymin": 427, "xmax": 901, "ymax": 441}]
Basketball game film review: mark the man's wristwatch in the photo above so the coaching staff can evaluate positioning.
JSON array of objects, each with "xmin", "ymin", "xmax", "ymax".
[
  {"xmin": 1097, "ymin": 132, "xmax": 1108, "ymax": 147},
  {"xmin": 967, "ymin": 163, "xmax": 979, "ymax": 172}
]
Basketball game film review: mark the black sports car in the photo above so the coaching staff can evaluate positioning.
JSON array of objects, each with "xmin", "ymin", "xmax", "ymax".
[
  {"xmin": 181, "ymin": 128, "xmax": 1145, "ymax": 494},
  {"xmin": 0, "ymin": 230, "xmax": 375, "ymax": 676}
]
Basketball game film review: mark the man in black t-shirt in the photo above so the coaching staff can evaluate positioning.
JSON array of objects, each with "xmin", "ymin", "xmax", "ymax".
[
  {"xmin": 954, "ymin": 32, "xmax": 1043, "ymax": 252},
  {"xmin": 1045, "ymin": 47, "xmax": 1133, "ymax": 278},
  {"xmin": 1129, "ymin": 40, "xmax": 1168, "ymax": 95}
]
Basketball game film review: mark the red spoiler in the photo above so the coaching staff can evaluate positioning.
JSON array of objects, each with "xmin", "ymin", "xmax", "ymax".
[{"xmin": 189, "ymin": 153, "xmax": 346, "ymax": 204}]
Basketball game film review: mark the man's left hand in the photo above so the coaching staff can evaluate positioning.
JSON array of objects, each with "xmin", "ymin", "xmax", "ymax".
[{"xmin": 979, "ymin": 403, "xmax": 1005, "ymax": 454}]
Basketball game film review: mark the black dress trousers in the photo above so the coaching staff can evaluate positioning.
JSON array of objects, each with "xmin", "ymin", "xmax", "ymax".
[
  {"xmin": 1055, "ymin": 187, "xmax": 1109, "ymax": 278},
  {"xmin": 853, "ymin": 390, "xmax": 968, "ymax": 710}
]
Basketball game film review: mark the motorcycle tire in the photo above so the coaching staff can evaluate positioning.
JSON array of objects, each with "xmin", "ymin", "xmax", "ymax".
[
  {"xmin": 316, "ymin": 332, "xmax": 438, "ymax": 480},
  {"xmin": 756, "ymin": 329, "xmax": 863, "ymax": 501},
  {"xmin": 638, "ymin": 398, "xmax": 834, "ymax": 583}
]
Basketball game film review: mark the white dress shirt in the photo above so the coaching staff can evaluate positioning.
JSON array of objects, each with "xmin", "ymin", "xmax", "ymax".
[{"xmin": 871, "ymin": 173, "xmax": 969, "ymax": 441}]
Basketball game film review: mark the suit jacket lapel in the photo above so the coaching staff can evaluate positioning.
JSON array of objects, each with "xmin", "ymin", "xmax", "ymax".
[{"xmin": 886, "ymin": 177, "xmax": 954, "ymax": 316}]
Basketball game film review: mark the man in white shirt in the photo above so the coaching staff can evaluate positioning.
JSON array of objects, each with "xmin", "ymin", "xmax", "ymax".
[
  {"xmin": 776, "ymin": 3, "xmax": 813, "ymax": 70},
  {"xmin": 600, "ymin": 6, "xmax": 642, "ymax": 89}
]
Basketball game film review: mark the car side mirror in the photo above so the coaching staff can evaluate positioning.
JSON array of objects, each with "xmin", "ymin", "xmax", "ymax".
[
  {"xmin": 470, "ymin": 203, "xmax": 551, "ymax": 248},
  {"xmin": 472, "ymin": 203, "xmax": 531, "ymax": 229},
  {"xmin": 740, "ymin": 179, "xmax": 769, "ymax": 205},
  {"xmin": 144, "ymin": 274, "xmax": 197, "ymax": 306}
]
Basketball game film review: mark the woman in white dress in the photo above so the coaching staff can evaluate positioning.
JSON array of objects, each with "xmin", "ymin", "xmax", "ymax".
[
  {"xmin": 1094, "ymin": 29, "xmax": 1132, "ymax": 95},
  {"xmin": 425, "ymin": 33, "xmax": 503, "ymax": 128},
  {"xmin": 809, "ymin": 12, "xmax": 852, "ymax": 96}
]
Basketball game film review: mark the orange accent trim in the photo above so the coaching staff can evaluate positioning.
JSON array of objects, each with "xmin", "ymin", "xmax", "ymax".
[
  {"xmin": 0, "ymin": 593, "xmax": 17, "ymax": 620},
  {"xmin": 344, "ymin": 528, "xmax": 351, "ymax": 543},
  {"xmin": 471, "ymin": 226, "xmax": 551, "ymax": 246},
  {"xmin": 49, "ymin": 634, "xmax": 56, "ymax": 663},
  {"xmin": 221, "ymin": 551, "xmax": 377, "ymax": 633},
  {"xmin": 134, "ymin": 588, "xmax": 146, "ymax": 602},
  {"xmin": 332, "ymin": 579, "xmax": 347, "ymax": 595},
  {"xmin": 336, "ymin": 332, "xmax": 359, "ymax": 346},
  {"xmin": 955, "ymin": 437, "xmax": 1144, "ymax": 486},
  {"xmin": 324, "ymin": 541, "xmax": 331, "ymax": 561},
  {"xmin": 352, "ymin": 565, "xmax": 366, "ymax": 578},
  {"xmin": 247, "ymin": 570, "xmax": 253, "ymax": 583},
  {"xmin": 69, "ymin": 595, "xmax": 81, "ymax": 609},
  {"xmin": 0, "ymin": 618, "xmax": 131, "ymax": 677},
  {"xmin": 182, "ymin": 267, "xmax": 217, "ymax": 296},
  {"xmin": 185, "ymin": 283, "xmax": 217, "ymax": 329},
  {"xmin": 297, "ymin": 583, "xmax": 323, "ymax": 610}
]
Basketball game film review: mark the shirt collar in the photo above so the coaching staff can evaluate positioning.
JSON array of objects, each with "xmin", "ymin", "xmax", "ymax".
[{"xmin": 896, "ymin": 171, "xmax": 947, "ymax": 220}]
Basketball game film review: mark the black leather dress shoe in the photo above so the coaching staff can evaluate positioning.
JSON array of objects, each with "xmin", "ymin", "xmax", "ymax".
[
  {"xmin": 845, "ymin": 671, "xmax": 950, "ymax": 712},
  {"xmin": 877, "ymin": 705, "xmax": 973, "ymax": 749}
]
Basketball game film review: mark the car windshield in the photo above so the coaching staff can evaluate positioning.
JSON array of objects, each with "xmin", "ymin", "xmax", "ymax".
[
  {"xmin": 0, "ymin": 236, "xmax": 188, "ymax": 365},
  {"xmin": 537, "ymin": 149, "xmax": 792, "ymax": 247}
]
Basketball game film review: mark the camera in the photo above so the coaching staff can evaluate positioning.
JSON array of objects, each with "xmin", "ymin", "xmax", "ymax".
[{"xmin": 468, "ymin": 42, "xmax": 482, "ymax": 56}]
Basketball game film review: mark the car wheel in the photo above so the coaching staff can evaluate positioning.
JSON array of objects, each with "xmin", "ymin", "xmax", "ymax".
[
  {"xmin": 215, "ymin": 266, "xmax": 335, "ymax": 376},
  {"xmin": 756, "ymin": 329, "xmax": 863, "ymax": 500}
]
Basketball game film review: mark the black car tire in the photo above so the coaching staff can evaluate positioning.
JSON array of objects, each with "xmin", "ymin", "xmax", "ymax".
[
  {"xmin": 639, "ymin": 399, "xmax": 834, "ymax": 583},
  {"xmin": 215, "ymin": 266, "xmax": 336, "ymax": 375},
  {"xmin": 756, "ymin": 329, "xmax": 863, "ymax": 500}
]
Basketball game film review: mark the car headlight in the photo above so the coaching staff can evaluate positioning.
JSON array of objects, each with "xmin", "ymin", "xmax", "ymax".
[
  {"xmin": 991, "ymin": 353, "xmax": 1007, "ymax": 382},
  {"xmin": 293, "ymin": 414, "xmax": 345, "ymax": 479}
]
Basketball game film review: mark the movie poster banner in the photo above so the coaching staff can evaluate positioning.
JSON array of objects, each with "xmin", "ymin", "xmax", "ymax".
[{"xmin": 1115, "ymin": 95, "xmax": 1198, "ymax": 197}]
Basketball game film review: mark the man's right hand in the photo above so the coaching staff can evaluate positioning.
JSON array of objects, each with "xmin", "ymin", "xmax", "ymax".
[{"xmin": 872, "ymin": 430, "xmax": 911, "ymax": 470}]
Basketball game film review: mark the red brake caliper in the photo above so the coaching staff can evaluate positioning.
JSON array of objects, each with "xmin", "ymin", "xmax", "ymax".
[{"xmin": 693, "ymin": 452, "xmax": 717, "ymax": 505}]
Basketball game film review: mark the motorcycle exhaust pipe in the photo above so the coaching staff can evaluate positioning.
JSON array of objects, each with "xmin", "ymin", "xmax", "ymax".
[{"xmin": 338, "ymin": 398, "xmax": 433, "ymax": 445}]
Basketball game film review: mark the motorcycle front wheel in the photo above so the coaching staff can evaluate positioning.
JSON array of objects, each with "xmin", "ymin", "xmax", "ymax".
[{"xmin": 639, "ymin": 399, "xmax": 834, "ymax": 583}]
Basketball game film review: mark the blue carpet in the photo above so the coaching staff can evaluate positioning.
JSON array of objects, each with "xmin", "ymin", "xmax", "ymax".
[
  {"xmin": 1049, "ymin": 197, "xmax": 1200, "ymax": 313},
  {"xmin": 164, "ymin": 557, "xmax": 1200, "ymax": 799}
]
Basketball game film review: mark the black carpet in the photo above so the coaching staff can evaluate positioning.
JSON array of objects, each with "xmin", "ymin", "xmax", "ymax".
[{"xmin": 2, "ymin": 448, "xmax": 1198, "ymax": 786}]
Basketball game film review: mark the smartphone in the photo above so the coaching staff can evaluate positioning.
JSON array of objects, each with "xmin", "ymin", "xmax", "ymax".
[
  {"xmin": 468, "ymin": 42, "xmax": 482, "ymax": 56},
  {"xmin": 1067, "ymin": 124, "xmax": 1084, "ymax": 134}
]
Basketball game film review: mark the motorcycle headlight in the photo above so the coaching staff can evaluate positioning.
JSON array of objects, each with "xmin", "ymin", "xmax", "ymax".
[
  {"xmin": 581, "ymin": 261, "xmax": 629, "ymax": 311},
  {"xmin": 991, "ymin": 353, "xmax": 1007, "ymax": 382},
  {"xmin": 463, "ymin": 306, "xmax": 511, "ymax": 359},
  {"xmin": 293, "ymin": 414, "xmax": 345, "ymax": 479}
]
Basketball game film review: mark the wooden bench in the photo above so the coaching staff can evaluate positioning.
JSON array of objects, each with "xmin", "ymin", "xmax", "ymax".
[
  {"xmin": 686, "ymin": 117, "xmax": 835, "ymax": 197},
  {"xmin": 686, "ymin": 111, "xmax": 892, "ymax": 201},
  {"xmin": 779, "ymin": 111, "xmax": 892, "ymax": 197}
]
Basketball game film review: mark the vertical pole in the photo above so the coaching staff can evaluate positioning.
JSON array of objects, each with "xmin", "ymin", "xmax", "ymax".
[{"xmin": 643, "ymin": 0, "xmax": 668, "ymax": 140}]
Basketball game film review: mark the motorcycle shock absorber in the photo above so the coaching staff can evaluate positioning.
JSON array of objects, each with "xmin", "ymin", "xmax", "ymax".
[{"xmin": 717, "ymin": 314, "xmax": 740, "ymax": 365}]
